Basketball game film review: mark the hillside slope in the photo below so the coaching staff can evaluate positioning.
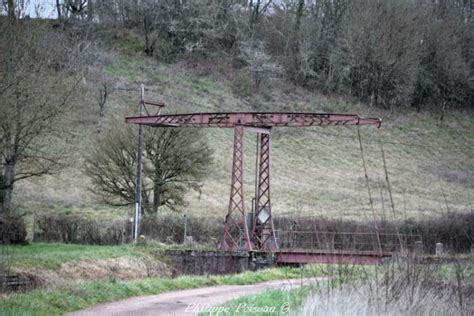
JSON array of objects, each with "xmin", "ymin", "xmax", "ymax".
[{"xmin": 15, "ymin": 46, "xmax": 473, "ymax": 223}]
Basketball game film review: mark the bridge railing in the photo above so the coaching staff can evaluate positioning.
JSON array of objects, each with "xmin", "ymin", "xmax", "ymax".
[{"xmin": 276, "ymin": 231, "xmax": 422, "ymax": 253}]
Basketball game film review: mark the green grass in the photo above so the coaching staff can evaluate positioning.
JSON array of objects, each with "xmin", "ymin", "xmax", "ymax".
[
  {"xmin": 8, "ymin": 243, "xmax": 141, "ymax": 269},
  {"xmin": 197, "ymin": 264, "xmax": 361, "ymax": 315},
  {"xmin": 0, "ymin": 268, "xmax": 303, "ymax": 316},
  {"xmin": 200, "ymin": 286, "xmax": 311, "ymax": 316},
  {"xmin": 105, "ymin": 54, "xmax": 143, "ymax": 81},
  {"xmin": 8, "ymin": 242, "xmax": 217, "ymax": 270}
]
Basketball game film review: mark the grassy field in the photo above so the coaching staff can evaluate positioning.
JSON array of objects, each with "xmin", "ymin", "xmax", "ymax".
[
  {"xmin": 5, "ymin": 243, "xmax": 142, "ymax": 270},
  {"xmin": 13, "ymin": 47, "xmax": 473, "ymax": 224},
  {"xmin": 0, "ymin": 267, "xmax": 303, "ymax": 316}
]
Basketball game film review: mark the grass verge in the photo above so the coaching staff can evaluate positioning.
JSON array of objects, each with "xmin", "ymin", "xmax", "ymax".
[
  {"xmin": 197, "ymin": 264, "xmax": 358, "ymax": 316},
  {"xmin": 199, "ymin": 286, "xmax": 311, "ymax": 316},
  {"xmin": 8, "ymin": 243, "xmax": 137, "ymax": 269},
  {"xmin": 7, "ymin": 242, "xmax": 213, "ymax": 270},
  {"xmin": 0, "ymin": 267, "xmax": 302, "ymax": 316}
]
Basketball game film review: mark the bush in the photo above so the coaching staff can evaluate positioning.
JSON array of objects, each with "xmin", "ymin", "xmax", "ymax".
[
  {"xmin": 275, "ymin": 212, "xmax": 474, "ymax": 254},
  {"xmin": 232, "ymin": 70, "xmax": 254, "ymax": 98},
  {"xmin": 400, "ymin": 212, "xmax": 474, "ymax": 253},
  {"xmin": 35, "ymin": 214, "xmax": 129, "ymax": 245},
  {"xmin": 34, "ymin": 212, "xmax": 224, "ymax": 246},
  {"xmin": 141, "ymin": 213, "xmax": 222, "ymax": 245},
  {"xmin": 32, "ymin": 211, "xmax": 473, "ymax": 253},
  {"xmin": 0, "ymin": 214, "xmax": 27, "ymax": 245}
]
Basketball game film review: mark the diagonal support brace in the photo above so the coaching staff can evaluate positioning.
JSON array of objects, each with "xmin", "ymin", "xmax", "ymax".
[
  {"xmin": 251, "ymin": 130, "xmax": 278, "ymax": 251},
  {"xmin": 221, "ymin": 125, "xmax": 252, "ymax": 251}
]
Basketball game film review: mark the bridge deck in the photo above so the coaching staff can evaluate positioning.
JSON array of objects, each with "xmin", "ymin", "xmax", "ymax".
[{"xmin": 275, "ymin": 248, "xmax": 394, "ymax": 265}]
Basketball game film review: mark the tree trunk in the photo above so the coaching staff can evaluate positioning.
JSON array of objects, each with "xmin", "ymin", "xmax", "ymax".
[
  {"xmin": 291, "ymin": 0, "xmax": 305, "ymax": 81},
  {"xmin": 153, "ymin": 180, "xmax": 161, "ymax": 213},
  {"xmin": 152, "ymin": 155, "xmax": 161, "ymax": 213},
  {"xmin": 0, "ymin": 174, "xmax": 4, "ymax": 208},
  {"xmin": 56, "ymin": 0, "xmax": 62, "ymax": 20},
  {"xmin": 2, "ymin": 156, "xmax": 16, "ymax": 213},
  {"xmin": 143, "ymin": 17, "xmax": 153, "ymax": 56},
  {"xmin": 249, "ymin": 0, "xmax": 260, "ymax": 38},
  {"xmin": 87, "ymin": 0, "xmax": 94, "ymax": 20},
  {"xmin": 7, "ymin": 0, "xmax": 15, "ymax": 21}
]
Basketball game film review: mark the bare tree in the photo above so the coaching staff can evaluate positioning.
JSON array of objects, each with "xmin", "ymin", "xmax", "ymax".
[
  {"xmin": 0, "ymin": 19, "xmax": 86, "ymax": 213},
  {"xmin": 64, "ymin": 0, "xmax": 88, "ymax": 18},
  {"xmin": 95, "ymin": 82, "xmax": 110, "ymax": 132},
  {"xmin": 249, "ymin": 0, "xmax": 272, "ymax": 38},
  {"xmin": 288, "ymin": 0, "xmax": 304, "ymax": 81},
  {"xmin": 56, "ymin": 0, "xmax": 63, "ymax": 20},
  {"xmin": 89, "ymin": 69, "xmax": 114, "ymax": 133},
  {"xmin": 6, "ymin": 0, "xmax": 15, "ymax": 21},
  {"xmin": 84, "ymin": 125, "xmax": 213, "ymax": 214}
]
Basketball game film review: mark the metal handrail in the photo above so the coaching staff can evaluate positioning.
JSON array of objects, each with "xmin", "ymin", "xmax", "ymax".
[{"xmin": 276, "ymin": 230, "xmax": 422, "ymax": 252}]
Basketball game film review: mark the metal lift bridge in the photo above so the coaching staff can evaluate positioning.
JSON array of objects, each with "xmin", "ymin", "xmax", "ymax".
[{"xmin": 126, "ymin": 112, "xmax": 382, "ymax": 259}]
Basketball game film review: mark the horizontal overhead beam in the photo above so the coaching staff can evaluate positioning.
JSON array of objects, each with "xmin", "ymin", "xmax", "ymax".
[
  {"xmin": 244, "ymin": 126, "xmax": 271, "ymax": 134},
  {"xmin": 126, "ymin": 112, "xmax": 382, "ymax": 128}
]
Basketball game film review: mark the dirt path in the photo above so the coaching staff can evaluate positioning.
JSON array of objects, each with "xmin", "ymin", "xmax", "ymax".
[{"xmin": 68, "ymin": 278, "xmax": 316, "ymax": 316}]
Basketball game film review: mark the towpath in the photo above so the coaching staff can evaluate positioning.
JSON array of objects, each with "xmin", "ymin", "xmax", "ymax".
[{"xmin": 68, "ymin": 278, "xmax": 315, "ymax": 316}]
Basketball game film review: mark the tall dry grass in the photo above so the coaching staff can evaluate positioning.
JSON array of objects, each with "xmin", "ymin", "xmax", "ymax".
[{"xmin": 299, "ymin": 256, "xmax": 473, "ymax": 316}]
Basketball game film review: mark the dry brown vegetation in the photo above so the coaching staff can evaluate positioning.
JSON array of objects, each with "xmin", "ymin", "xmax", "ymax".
[
  {"xmin": 13, "ymin": 59, "xmax": 473, "ymax": 223},
  {"xmin": 300, "ymin": 257, "xmax": 474, "ymax": 316},
  {"xmin": 31, "ymin": 212, "xmax": 473, "ymax": 254}
]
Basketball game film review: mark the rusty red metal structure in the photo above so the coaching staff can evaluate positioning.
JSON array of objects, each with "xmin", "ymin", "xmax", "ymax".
[
  {"xmin": 127, "ymin": 112, "xmax": 382, "ymax": 255},
  {"xmin": 126, "ymin": 112, "xmax": 382, "ymax": 128}
]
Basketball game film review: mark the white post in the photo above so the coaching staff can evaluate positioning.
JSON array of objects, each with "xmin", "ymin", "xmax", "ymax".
[
  {"xmin": 436, "ymin": 242, "xmax": 444, "ymax": 256},
  {"xmin": 183, "ymin": 214, "xmax": 187, "ymax": 243},
  {"xmin": 134, "ymin": 84, "xmax": 145, "ymax": 241}
]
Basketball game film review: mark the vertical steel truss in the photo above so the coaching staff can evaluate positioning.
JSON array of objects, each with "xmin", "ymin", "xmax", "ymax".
[
  {"xmin": 127, "ymin": 111, "xmax": 382, "ymax": 254},
  {"xmin": 221, "ymin": 125, "xmax": 253, "ymax": 251},
  {"xmin": 252, "ymin": 132, "xmax": 278, "ymax": 250},
  {"xmin": 221, "ymin": 126, "xmax": 278, "ymax": 252}
]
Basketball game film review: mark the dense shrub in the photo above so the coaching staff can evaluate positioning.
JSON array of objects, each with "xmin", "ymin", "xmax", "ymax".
[
  {"xmin": 275, "ymin": 212, "xmax": 474, "ymax": 254},
  {"xmin": 98, "ymin": 0, "xmax": 470, "ymax": 110},
  {"xmin": 0, "ymin": 214, "xmax": 27, "ymax": 245},
  {"xmin": 141, "ymin": 214, "xmax": 222, "ymax": 244},
  {"xmin": 33, "ymin": 211, "xmax": 473, "ymax": 253},
  {"xmin": 34, "ymin": 213, "xmax": 223, "ymax": 246},
  {"xmin": 399, "ymin": 212, "xmax": 474, "ymax": 253},
  {"xmin": 35, "ymin": 214, "xmax": 129, "ymax": 245}
]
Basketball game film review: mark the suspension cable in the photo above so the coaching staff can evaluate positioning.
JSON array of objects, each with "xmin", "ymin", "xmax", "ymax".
[
  {"xmin": 379, "ymin": 128, "xmax": 404, "ymax": 253},
  {"xmin": 357, "ymin": 126, "xmax": 382, "ymax": 255}
]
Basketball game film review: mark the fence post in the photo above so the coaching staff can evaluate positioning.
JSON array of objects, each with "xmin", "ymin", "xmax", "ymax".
[
  {"xmin": 31, "ymin": 211, "xmax": 36, "ymax": 242},
  {"xmin": 414, "ymin": 241, "xmax": 423, "ymax": 254},
  {"xmin": 183, "ymin": 214, "xmax": 187, "ymax": 244},
  {"xmin": 436, "ymin": 242, "xmax": 444, "ymax": 256}
]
